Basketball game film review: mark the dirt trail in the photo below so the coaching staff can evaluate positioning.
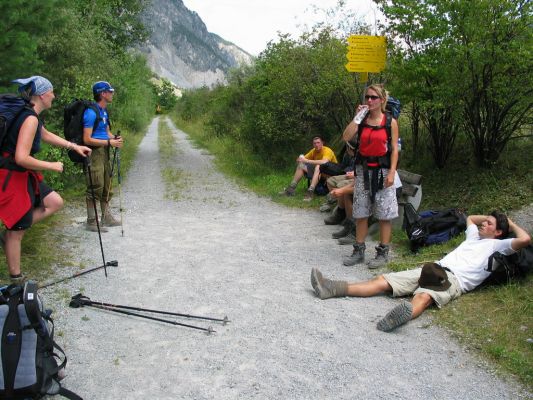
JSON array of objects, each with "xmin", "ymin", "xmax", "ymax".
[{"xmin": 44, "ymin": 117, "xmax": 530, "ymax": 399}]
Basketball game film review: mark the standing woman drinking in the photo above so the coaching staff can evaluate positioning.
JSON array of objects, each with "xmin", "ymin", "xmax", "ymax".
[
  {"xmin": 342, "ymin": 84, "xmax": 399, "ymax": 269},
  {"xmin": 0, "ymin": 76, "xmax": 91, "ymax": 282}
]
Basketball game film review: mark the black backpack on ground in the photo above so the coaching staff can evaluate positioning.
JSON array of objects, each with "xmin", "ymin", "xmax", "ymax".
[
  {"xmin": 403, "ymin": 203, "xmax": 467, "ymax": 252},
  {"xmin": 482, "ymin": 245, "xmax": 533, "ymax": 286},
  {"xmin": 63, "ymin": 99, "xmax": 101, "ymax": 163},
  {"xmin": 0, "ymin": 281, "xmax": 82, "ymax": 399}
]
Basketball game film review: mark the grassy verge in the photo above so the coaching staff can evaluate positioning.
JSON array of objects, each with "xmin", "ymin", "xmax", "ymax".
[
  {"xmin": 172, "ymin": 114, "xmax": 533, "ymax": 389},
  {"xmin": 170, "ymin": 115, "xmax": 324, "ymax": 209},
  {"xmin": 0, "ymin": 126, "xmax": 146, "ymax": 285},
  {"xmin": 158, "ymin": 118, "xmax": 188, "ymax": 200}
]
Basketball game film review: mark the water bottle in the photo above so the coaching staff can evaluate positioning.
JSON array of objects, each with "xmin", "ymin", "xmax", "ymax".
[{"xmin": 353, "ymin": 106, "xmax": 369, "ymax": 124}]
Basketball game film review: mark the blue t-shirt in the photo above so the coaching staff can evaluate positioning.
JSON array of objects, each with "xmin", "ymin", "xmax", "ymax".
[{"xmin": 83, "ymin": 105, "xmax": 109, "ymax": 140}]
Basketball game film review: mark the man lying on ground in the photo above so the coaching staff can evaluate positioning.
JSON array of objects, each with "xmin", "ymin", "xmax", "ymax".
[{"xmin": 310, "ymin": 212, "xmax": 531, "ymax": 332}]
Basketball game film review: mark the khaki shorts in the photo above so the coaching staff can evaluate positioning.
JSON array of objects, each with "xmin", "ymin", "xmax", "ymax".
[
  {"xmin": 327, "ymin": 174, "xmax": 354, "ymax": 189},
  {"xmin": 383, "ymin": 268, "xmax": 463, "ymax": 308}
]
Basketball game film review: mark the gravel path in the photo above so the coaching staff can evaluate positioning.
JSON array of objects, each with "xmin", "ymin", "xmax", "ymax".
[{"xmin": 44, "ymin": 117, "xmax": 530, "ymax": 399}]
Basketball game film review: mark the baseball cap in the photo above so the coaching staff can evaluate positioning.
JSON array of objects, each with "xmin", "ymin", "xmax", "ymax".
[
  {"xmin": 12, "ymin": 76, "xmax": 53, "ymax": 96},
  {"xmin": 92, "ymin": 81, "xmax": 115, "ymax": 94}
]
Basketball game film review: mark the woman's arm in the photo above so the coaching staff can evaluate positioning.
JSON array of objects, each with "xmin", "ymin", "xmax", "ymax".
[
  {"xmin": 385, "ymin": 118, "xmax": 399, "ymax": 187},
  {"xmin": 14, "ymin": 116, "xmax": 63, "ymax": 172}
]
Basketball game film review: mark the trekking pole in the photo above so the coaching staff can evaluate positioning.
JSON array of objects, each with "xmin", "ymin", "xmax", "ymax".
[
  {"xmin": 69, "ymin": 294, "xmax": 229, "ymax": 324},
  {"xmin": 69, "ymin": 294, "xmax": 215, "ymax": 334},
  {"xmin": 84, "ymin": 158, "xmax": 108, "ymax": 278},
  {"xmin": 38, "ymin": 261, "xmax": 119, "ymax": 290},
  {"xmin": 116, "ymin": 146, "xmax": 124, "ymax": 237}
]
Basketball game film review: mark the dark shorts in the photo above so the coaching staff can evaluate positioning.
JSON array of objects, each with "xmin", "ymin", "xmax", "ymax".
[{"xmin": 9, "ymin": 179, "xmax": 54, "ymax": 231}]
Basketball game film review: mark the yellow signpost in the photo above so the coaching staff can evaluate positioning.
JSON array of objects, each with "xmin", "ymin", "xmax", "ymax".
[{"xmin": 345, "ymin": 35, "xmax": 387, "ymax": 73}]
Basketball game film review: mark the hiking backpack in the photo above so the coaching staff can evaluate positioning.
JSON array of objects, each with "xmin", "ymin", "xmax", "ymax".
[
  {"xmin": 0, "ymin": 94, "xmax": 35, "ymax": 153},
  {"xmin": 63, "ymin": 99, "xmax": 101, "ymax": 163},
  {"xmin": 403, "ymin": 203, "xmax": 467, "ymax": 252},
  {"xmin": 349, "ymin": 96, "xmax": 402, "ymax": 168},
  {"xmin": 482, "ymin": 244, "xmax": 533, "ymax": 286},
  {"xmin": 0, "ymin": 281, "xmax": 82, "ymax": 400}
]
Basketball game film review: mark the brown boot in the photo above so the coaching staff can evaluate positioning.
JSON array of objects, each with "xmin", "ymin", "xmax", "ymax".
[
  {"xmin": 86, "ymin": 200, "xmax": 108, "ymax": 232},
  {"xmin": 100, "ymin": 202, "xmax": 121, "ymax": 227}
]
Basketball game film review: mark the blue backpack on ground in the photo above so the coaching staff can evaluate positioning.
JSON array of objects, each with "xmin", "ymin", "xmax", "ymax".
[
  {"xmin": 403, "ymin": 203, "xmax": 467, "ymax": 252},
  {"xmin": 0, "ymin": 281, "xmax": 82, "ymax": 399}
]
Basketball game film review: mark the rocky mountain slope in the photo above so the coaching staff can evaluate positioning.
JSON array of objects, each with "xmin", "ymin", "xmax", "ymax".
[{"xmin": 138, "ymin": 0, "xmax": 253, "ymax": 89}]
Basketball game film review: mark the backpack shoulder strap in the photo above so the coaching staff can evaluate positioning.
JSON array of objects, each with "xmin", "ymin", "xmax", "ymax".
[
  {"xmin": 86, "ymin": 102, "xmax": 102, "ymax": 132},
  {"xmin": 385, "ymin": 112, "xmax": 392, "ymax": 142}
]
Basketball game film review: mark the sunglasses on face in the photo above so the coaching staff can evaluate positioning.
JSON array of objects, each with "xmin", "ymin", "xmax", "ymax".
[{"xmin": 365, "ymin": 95, "xmax": 380, "ymax": 100}]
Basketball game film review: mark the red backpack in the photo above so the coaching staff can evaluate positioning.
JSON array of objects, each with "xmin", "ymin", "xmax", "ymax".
[{"xmin": 353, "ymin": 112, "xmax": 393, "ymax": 168}]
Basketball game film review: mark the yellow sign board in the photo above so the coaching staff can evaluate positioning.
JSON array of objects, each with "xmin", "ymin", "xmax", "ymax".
[{"xmin": 345, "ymin": 35, "xmax": 387, "ymax": 73}]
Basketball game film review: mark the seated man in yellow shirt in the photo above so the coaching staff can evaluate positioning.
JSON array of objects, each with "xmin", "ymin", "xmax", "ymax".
[{"xmin": 280, "ymin": 136, "xmax": 338, "ymax": 201}]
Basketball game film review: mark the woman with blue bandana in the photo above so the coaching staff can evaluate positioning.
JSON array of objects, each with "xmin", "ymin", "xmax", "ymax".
[{"xmin": 0, "ymin": 76, "xmax": 92, "ymax": 283}]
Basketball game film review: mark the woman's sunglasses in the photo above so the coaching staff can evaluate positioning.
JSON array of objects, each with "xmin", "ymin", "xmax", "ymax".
[{"xmin": 365, "ymin": 95, "xmax": 380, "ymax": 100}]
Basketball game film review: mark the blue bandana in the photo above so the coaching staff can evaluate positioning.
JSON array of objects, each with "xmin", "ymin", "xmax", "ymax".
[{"xmin": 12, "ymin": 76, "xmax": 53, "ymax": 96}]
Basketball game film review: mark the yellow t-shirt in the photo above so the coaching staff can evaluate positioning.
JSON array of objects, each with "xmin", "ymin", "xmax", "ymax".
[{"xmin": 304, "ymin": 146, "xmax": 338, "ymax": 163}]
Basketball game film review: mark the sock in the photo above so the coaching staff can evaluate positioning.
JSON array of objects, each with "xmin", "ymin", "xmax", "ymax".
[{"xmin": 289, "ymin": 182, "xmax": 297, "ymax": 188}]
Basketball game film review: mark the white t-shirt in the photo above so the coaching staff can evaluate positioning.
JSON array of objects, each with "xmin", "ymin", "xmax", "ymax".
[{"xmin": 439, "ymin": 224, "xmax": 515, "ymax": 292}]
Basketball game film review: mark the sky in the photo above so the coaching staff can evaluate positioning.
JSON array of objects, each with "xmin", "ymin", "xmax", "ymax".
[{"xmin": 181, "ymin": 0, "xmax": 381, "ymax": 56}]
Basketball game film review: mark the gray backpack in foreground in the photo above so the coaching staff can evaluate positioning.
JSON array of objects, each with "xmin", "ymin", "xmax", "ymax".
[{"xmin": 0, "ymin": 281, "xmax": 82, "ymax": 399}]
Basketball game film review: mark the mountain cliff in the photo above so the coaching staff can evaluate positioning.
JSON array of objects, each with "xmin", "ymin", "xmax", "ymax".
[{"xmin": 139, "ymin": 0, "xmax": 253, "ymax": 89}]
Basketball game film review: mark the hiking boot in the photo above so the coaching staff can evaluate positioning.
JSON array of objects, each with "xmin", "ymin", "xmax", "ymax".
[
  {"xmin": 279, "ymin": 186, "xmax": 296, "ymax": 196},
  {"xmin": 310, "ymin": 268, "xmax": 347, "ymax": 300},
  {"xmin": 326, "ymin": 193, "xmax": 337, "ymax": 204},
  {"xmin": 337, "ymin": 231, "xmax": 355, "ymax": 245},
  {"xmin": 101, "ymin": 202, "xmax": 121, "ymax": 227},
  {"xmin": 343, "ymin": 242, "xmax": 366, "ymax": 266},
  {"xmin": 303, "ymin": 189, "xmax": 314, "ymax": 202},
  {"xmin": 367, "ymin": 244, "xmax": 390, "ymax": 269},
  {"xmin": 319, "ymin": 203, "xmax": 332, "ymax": 212},
  {"xmin": 10, "ymin": 273, "xmax": 27, "ymax": 285},
  {"xmin": 324, "ymin": 206, "xmax": 346, "ymax": 225},
  {"xmin": 332, "ymin": 218, "xmax": 354, "ymax": 239},
  {"xmin": 86, "ymin": 200, "xmax": 108, "ymax": 232},
  {"xmin": 377, "ymin": 302, "xmax": 413, "ymax": 332}
]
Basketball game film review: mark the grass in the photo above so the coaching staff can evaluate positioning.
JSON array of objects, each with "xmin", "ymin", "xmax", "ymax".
[
  {"xmin": 158, "ymin": 118, "xmax": 188, "ymax": 200},
  {"xmin": 172, "ymin": 114, "xmax": 533, "ymax": 389}
]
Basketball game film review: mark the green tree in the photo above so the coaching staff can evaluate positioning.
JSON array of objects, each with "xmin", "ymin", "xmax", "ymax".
[
  {"xmin": 0, "ymin": 0, "xmax": 61, "ymax": 89},
  {"xmin": 375, "ymin": 0, "xmax": 533, "ymax": 167},
  {"xmin": 155, "ymin": 78, "xmax": 179, "ymax": 112}
]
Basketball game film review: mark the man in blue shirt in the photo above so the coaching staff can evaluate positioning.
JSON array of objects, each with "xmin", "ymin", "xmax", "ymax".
[{"xmin": 83, "ymin": 81, "xmax": 123, "ymax": 232}]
